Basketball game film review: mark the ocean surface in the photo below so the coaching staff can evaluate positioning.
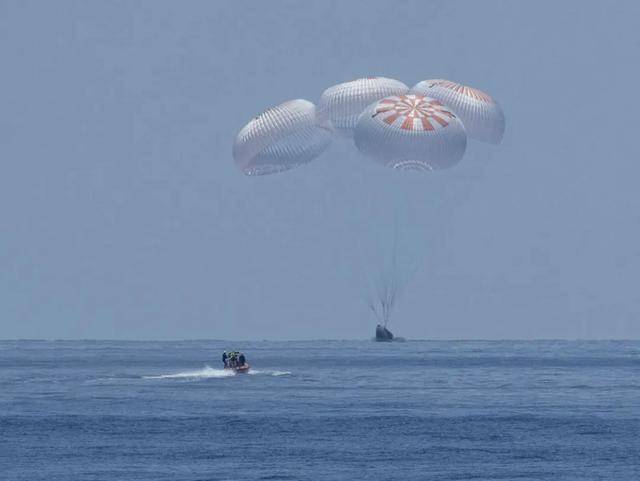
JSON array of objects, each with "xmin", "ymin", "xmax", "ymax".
[{"xmin": 1, "ymin": 340, "xmax": 639, "ymax": 480}]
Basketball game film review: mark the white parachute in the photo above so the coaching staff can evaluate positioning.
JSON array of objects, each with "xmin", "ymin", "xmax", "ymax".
[
  {"xmin": 354, "ymin": 94, "xmax": 467, "ymax": 171},
  {"xmin": 410, "ymin": 79, "xmax": 505, "ymax": 145},
  {"xmin": 317, "ymin": 77, "xmax": 409, "ymax": 137},
  {"xmin": 233, "ymin": 99, "xmax": 332, "ymax": 176},
  {"xmin": 232, "ymin": 77, "xmax": 504, "ymax": 175}
]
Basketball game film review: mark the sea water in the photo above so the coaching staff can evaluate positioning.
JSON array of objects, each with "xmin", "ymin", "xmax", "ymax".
[{"xmin": 1, "ymin": 340, "xmax": 639, "ymax": 480}]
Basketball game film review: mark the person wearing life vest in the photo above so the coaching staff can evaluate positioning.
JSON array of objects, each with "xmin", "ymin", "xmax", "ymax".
[{"xmin": 222, "ymin": 351, "xmax": 228, "ymax": 368}]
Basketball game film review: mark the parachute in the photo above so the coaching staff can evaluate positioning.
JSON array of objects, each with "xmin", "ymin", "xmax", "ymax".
[
  {"xmin": 317, "ymin": 77, "xmax": 409, "ymax": 137},
  {"xmin": 354, "ymin": 94, "xmax": 467, "ymax": 171},
  {"xmin": 232, "ymin": 77, "xmax": 504, "ymax": 175},
  {"xmin": 231, "ymin": 77, "xmax": 505, "ymax": 340},
  {"xmin": 232, "ymin": 99, "xmax": 332, "ymax": 176},
  {"xmin": 410, "ymin": 79, "xmax": 505, "ymax": 145}
]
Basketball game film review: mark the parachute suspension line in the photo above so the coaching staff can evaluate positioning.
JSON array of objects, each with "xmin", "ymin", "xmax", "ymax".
[
  {"xmin": 366, "ymin": 213, "xmax": 406, "ymax": 329},
  {"xmin": 386, "ymin": 215, "xmax": 400, "ymax": 328}
]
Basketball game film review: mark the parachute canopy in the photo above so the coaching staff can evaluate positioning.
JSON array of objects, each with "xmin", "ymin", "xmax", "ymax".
[
  {"xmin": 232, "ymin": 77, "xmax": 503, "ymax": 176},
  {"xmin": 317, "ymin": 77, "xmax": 408, "ymax": 137},
  {"xmin": 410, "ymin": 79, "xmax": 505, "ymax": 145},
  {"xmin": 354, "ymin": 94, "xmax": 467, "ymax": 171},
  {"xmin": 233, "ymin": 99, "xmax": 332, "ymax": 176}
]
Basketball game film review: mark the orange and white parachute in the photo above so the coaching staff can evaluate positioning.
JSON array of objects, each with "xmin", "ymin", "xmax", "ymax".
[
  {"xmin": 317, "ymin": 77, "xmax": 408, "ymax": 137},
  {"xmin": 354, "ymin": 94, "xmax": 467, "ymax": 171},
  {"xmin": 410, "ymin": 79, "xmax": 505, "ymax": 145},
  {"xmin": 233, "ymin": 99, "xmax": 332, "ymax": 176}
]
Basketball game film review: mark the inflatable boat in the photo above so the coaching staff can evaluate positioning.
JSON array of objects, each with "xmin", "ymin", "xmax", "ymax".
[{"xmin": 226, "ymin": 363, "xmax": 250, "ymax": 373}]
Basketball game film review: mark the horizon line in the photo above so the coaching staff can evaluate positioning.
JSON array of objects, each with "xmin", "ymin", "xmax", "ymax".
[{"xmin": 1, "ymin": 338, "xmax": 639, "ymax": 342}]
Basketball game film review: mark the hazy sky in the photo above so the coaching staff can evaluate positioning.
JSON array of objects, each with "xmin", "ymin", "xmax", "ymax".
[{"xmin": 1, "ymin": 0, "xmax": 639, "ymax": 340}]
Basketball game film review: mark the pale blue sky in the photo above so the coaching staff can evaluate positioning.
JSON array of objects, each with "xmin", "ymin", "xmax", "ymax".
[{"xmin": 1, "ymin": 1, "xmax": 639, "ymax": 339}]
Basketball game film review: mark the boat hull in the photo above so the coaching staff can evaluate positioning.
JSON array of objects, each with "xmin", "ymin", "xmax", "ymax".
[{"xmin": 226, "ymin": 364, "xmax": 250, "ymax": 373}]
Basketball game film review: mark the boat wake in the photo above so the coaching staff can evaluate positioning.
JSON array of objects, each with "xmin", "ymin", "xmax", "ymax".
[
  {"xmin": 144, "ymin": 366, "xmax": 291, "ymax": 380},
  {"xmin": 144, "ymin": 366, "xmax": 234, "ymax": 380},
  {"xmin": 248, "ymin": 369, "xmax": 291, "ymax": 377}
]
